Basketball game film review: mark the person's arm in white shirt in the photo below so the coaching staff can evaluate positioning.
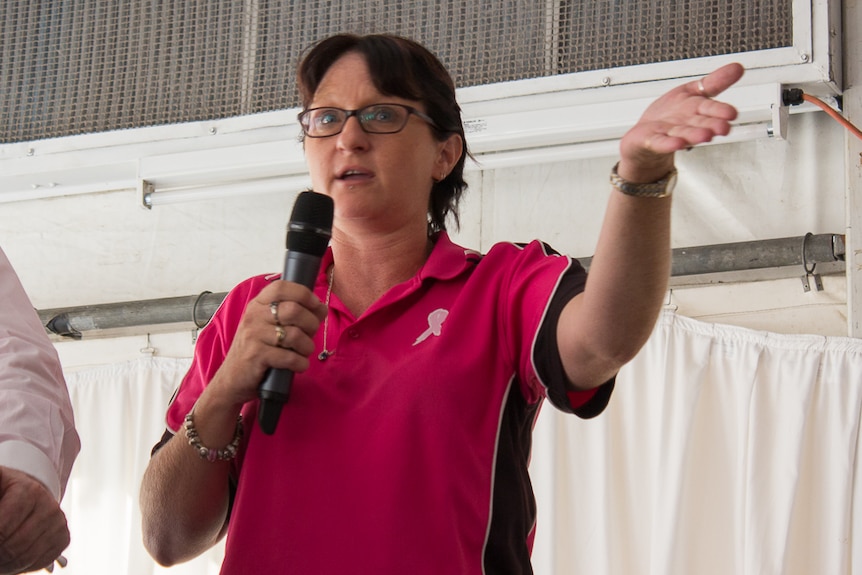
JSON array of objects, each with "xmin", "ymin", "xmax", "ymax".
[
  {"xmin": 0, "ymin": 246, "xmax": 80, "ymax": 574},
  {"xmin": 0, "ymin": 246, "xmax": 79, "ymax": 499}
]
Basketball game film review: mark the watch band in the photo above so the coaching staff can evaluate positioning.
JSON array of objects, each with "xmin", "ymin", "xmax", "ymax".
[{"xmin": 610, "ymin": 162, "xmax": 677, "ymax": 198}]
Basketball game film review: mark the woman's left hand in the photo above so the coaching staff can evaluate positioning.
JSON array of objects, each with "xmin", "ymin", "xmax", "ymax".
[{"xmin": 617, "ymin": 62, "xmax": 745, "ymax": 183}]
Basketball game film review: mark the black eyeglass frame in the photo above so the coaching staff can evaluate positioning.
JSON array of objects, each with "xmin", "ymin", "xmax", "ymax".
[{"xmin": 297, "ymin": 103, "xmax": 442, "ymax": 138}]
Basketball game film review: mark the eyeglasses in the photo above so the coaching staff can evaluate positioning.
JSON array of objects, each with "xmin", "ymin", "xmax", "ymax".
[{"xmin": 298, "ymin": 103, "xmax": 441, "ymax": 138}]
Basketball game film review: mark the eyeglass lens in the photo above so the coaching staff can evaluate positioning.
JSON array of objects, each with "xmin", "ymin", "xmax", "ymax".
[{"xmin": 302, "ymin": 104, "xmax": 411, "ymax": 137}]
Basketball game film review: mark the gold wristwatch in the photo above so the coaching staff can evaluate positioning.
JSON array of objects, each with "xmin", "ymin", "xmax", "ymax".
[{"xmin": 610, "ymin": 162, "xmax": 677, "ymax": 198}]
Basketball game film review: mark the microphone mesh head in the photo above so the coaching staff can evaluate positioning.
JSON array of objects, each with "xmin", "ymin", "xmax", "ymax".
[{"xmin": 286, "ymin": 191, "xmax": 334, "ymax": 256}]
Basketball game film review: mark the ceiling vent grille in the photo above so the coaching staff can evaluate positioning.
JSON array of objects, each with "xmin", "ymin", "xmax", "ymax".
[{"xmin": 1, "ymin": 0, "xmax": 792, "ymax": 144}]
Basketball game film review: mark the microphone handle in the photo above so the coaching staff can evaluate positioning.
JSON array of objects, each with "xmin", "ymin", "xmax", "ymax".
[{"xmin": 258, "ymin": 250, "xmax": 324, "ymax": 435}]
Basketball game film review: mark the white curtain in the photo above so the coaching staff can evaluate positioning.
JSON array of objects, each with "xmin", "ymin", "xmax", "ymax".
[
  {"xmin": 532, "ymin": 310, "xmax": 862, "ymax": 575},
  {"xmin": 56, "ymin": 311, "xmax": 862, "ymax": 574},
  {"xmin": 60, "ymin": 356, "xmax": 225, "ymax": 575}
]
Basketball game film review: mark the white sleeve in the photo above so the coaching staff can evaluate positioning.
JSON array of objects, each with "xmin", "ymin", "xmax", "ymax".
[{"xmin": 0, "ymin": 246, "xmax": 80, "ymax": 500}]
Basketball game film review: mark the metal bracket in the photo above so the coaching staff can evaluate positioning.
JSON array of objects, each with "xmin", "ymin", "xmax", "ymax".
[
  {"xmin": 801, "ymin": 232, "xmax": 823, "ymax": 292},
  {"xmin": 138, "ymin": 179, "xmax": 155, "ymax": 210}
]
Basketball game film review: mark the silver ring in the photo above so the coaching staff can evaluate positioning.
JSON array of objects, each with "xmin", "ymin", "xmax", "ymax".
[
  {"xmin": 697, "ymin": 79, "xmax": 710, "ymax": 98},
  {"xmin": 275, "ymin": 325, "xmax": 286, "ymax": 346},
  {"xmin": 270, "ymin": 301, "xmax": 281, "ymax": 325}
]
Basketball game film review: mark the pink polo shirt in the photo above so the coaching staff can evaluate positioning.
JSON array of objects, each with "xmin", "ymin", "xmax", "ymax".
[{"xmin": 165, "ymin": 232, "xmax": 612, "ymax": 574}]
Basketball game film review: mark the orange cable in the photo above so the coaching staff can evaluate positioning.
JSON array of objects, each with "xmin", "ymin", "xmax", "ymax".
[{"xmin": 802, "ymin": 93, "xmax": 862, "ymax": 141}]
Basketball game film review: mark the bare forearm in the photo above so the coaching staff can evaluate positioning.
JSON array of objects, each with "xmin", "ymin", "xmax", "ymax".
[
  {"xmin": 140, "ymin": 436, "xmax": 231, "ymax": 565},
  {"xmin": 584, "ymin": 190, "xmax": 672, "ymax": 350},
  {"xmin": 140, "ymin": 389, "xmax": 242, "ymax": 565},
  {"xmin": 559, "ymin": 190, "xmax": 671, "ymax": 388}
]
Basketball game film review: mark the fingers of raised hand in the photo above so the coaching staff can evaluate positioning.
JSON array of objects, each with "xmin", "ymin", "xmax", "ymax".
[
  {"xmin": 623, "ymin": 118, "xmax": 712, "ymax": 159},
  {"xmin": 690, "ymin": 62, "xmax": 745, "ymax": 101},
  {"xmin": 664, "ymin": 110, "xmax": 735, "ymax": 141},
  {"xmin": 623, "ymin": 66, "xmax": 744, "ymax": 163},
  {"xmin": 668, "ymin": 103, "xmax": 736, "ymax": 149}
]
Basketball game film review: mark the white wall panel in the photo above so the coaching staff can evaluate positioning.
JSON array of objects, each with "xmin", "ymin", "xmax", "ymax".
[{"xmin": 0, "ymin": 110, "xmax": 849, "ymax": 335}]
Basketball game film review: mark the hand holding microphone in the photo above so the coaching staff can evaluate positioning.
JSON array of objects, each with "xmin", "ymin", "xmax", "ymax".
[{"xmin": 258, "ymin": 191, "xmax": 334, "ymax": 435}]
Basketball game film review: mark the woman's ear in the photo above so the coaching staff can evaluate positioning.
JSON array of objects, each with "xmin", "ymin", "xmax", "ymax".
[{"xmin": 434, "ymin": 133, "xmax": 463, "ymax": 180}]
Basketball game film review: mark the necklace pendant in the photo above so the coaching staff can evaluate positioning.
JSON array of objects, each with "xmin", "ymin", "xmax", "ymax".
[{"xmin": 318, "ymin": 350, "xmax": 331, "ymax": 361}]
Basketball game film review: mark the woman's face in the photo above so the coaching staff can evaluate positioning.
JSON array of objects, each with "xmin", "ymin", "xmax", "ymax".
[{"xmin": 303, "ymin": 52, "xmax": 461, "ymax": 235}]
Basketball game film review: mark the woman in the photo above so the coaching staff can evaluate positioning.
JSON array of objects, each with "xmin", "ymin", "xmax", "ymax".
[{"xmin": 140, "ymin": 33, "xmax": 743, "ymax": 573}]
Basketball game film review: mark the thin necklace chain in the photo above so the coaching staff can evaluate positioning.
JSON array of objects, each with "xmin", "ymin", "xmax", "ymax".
[
  {"xmin": 318, "ymin": 266, "xmax": 335, "ymax": 361},
  {"xmin": 317, "ymin": 241, "xmax": 430, "ymax": 361}
]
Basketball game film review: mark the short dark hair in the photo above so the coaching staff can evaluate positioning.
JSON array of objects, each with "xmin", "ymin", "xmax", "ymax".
[{"xmin": 297, "ymin": 33, "xmax": 470, "ymax": 234}]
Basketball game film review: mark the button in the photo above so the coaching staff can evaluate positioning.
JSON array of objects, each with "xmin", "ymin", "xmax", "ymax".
[{"xmin": 347, "ymin": 328, "xmax": 359, "ymax": 339}]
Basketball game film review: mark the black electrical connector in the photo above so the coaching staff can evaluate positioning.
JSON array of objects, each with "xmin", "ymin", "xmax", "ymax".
[{"xmin": 782, "ymin": 88, "xmax": 804, "ymax": 106}]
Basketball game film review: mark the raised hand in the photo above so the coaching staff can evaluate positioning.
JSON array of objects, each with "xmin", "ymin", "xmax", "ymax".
[{"xmin": 618, "ymin": 62, "xmax": 745, "ymax": 183}]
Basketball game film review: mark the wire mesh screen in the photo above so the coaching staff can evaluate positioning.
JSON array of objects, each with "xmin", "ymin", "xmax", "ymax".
[{"xmin": 1, "ymin": 0, "xmax": 792, "ymax": 144}]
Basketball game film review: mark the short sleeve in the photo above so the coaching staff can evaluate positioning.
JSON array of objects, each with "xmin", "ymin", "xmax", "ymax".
[
  {"xmin": 532, "ymin": 260, "xmax": 615, "ymax": 417},
  {"xmin": 164, "ymin": 275, "xmax": 273, "ymax": 432}
]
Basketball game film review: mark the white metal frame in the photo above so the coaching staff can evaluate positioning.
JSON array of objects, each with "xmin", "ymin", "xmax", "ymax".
[
  {"xmin": 0, "ymin": 0, "xmax": 841, "ymax": 208},
  {"xmin": 844, "ymin": 0, "xmax": 862, "ymax": 338}
]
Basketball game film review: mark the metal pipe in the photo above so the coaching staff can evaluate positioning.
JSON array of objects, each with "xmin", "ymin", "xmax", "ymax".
[
  {"xmin": 577, "ymin": 233, "xmax": 844, "ymax": 275},
  {"xmin": 38, "ymin": 233, "xmax": 845, "ymax": 337},
  {"xmin": 670, "ymin": 233, "xmax": 844, "ymax": 276},
  {"xmin": 38, "ymin": 291, "xmax": 227, "ymax": 339}
]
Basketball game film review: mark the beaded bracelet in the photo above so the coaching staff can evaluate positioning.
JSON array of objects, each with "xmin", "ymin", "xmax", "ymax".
[{"xmin": 183, "ymin": 411, "xmax": 243, "ymax": 462}]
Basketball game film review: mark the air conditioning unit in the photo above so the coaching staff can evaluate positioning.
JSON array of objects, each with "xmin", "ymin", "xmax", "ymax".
[{"xmin": 0, "ymin": 0, "xmax": 841, "ymax": 207}]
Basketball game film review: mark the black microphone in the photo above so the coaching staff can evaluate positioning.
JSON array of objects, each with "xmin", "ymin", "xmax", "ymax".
[{"xmin": 258, "ymin": 190, "xmax": 334, "ymax": 435}]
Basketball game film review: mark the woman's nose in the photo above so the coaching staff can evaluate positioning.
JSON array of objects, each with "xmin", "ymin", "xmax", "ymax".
[{"xmin": 335, "ymin": 115, "xmax": 369, "ymax": 150}]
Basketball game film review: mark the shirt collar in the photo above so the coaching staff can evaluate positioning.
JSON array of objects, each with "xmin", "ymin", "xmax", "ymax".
[
  {"xmin": 317, "ymin": 231, "xmax": 480, "ymax": 287},
  {"xmin": 419, "ymin": 231, "xmax": 481, "ymax": 281}
]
